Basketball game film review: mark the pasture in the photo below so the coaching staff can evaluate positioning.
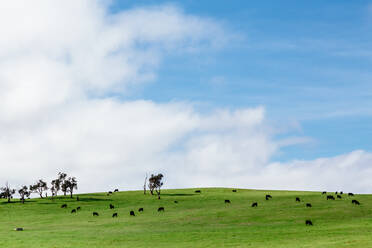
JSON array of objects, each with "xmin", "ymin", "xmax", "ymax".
[{"xmin": 1, "ymin": 188, "xmax": 372, "ymax": 247}]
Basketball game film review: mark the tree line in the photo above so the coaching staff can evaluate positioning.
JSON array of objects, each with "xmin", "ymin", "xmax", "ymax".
[{"xmin": 0, "ymin": 172, "xmax": 77, "ymax": 203}]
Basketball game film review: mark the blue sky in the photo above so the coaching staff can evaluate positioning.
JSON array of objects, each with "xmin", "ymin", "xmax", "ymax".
[
  {"xmin": 1, "ymin": 1, "xmax": 372, "ymax": 192},
  {"xmin": 108, "ymin": 0, "xmax": 372, "ymax": 161}
]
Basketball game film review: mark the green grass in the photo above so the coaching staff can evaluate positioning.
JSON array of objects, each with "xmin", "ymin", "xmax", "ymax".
[{"xmin": 1, "ymin": 188, "xmax": 371, "ymax": 247}]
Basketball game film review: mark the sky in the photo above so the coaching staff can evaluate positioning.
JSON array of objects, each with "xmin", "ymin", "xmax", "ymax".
[{"xmin": 1, "ymin": 0, "xmax": 372, "ymax": 194}]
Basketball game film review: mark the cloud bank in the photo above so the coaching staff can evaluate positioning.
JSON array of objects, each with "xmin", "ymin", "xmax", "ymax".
[{"xmin": 0, "ymin": 1, "xmax": 371, "ymax": 193}]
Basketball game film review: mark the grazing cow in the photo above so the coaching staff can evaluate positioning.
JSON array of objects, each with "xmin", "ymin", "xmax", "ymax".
[
  {"xmin": 195, "ymin": 190, "xmax": 201, "ymax": 193},
  {"xmin": 114, "ymin": 189, "xmax": 119, "ymax": 192},
  {"xmin": 93, "ymin": 212, "xmax": 99, "ymax": 216},
  {"xmin": 340, "ymin": 191, "xmax": 343, "ymax": 195},
  {"xmin": 76, "ymin": 197, "xmax": 80, "ymax": 201},
  {"xmin": 352, "ymin": 200, "xmax": 360, "ymax": 205},
  {"xmin": 108, "ymin": 191, "xmax": 113, "ymax": 194},
  {"xmin": 306, "ymin": 203, "xmax": 312, "ymax": 208},
  {"xmin": 225, "ymin": 199, "xmax": 231, "ymax": 204},
  {"xmin": 109, "ymin": 204, "xmax": 115, "ymax": 209},
  {"xmin": 158, "ymin": 207, "xmax": 165, "ymax": 212},
  {"xmin": 174, "ymin": 201, "xmax": 178, "ymax": 204},
  {"xmin": 61, "ymin": 204, "xmax": 67, "ymax": 208},
  {"xmin": 296, "ymin": 197, "xmax": 301, "ymax": 202},
  {"xmin": 305, "ymin": 220, "xmax": 313, "ymax": 226},
  {"xmin": 266, "ymin": 194, "xmax": 272, "ymax": 199},
  {"xmin": 112, "ymin": 213, "xmax": 118, "ymax": 218},
  {"xmin": 232, "ymin": 189, "xmax": 237, "ymax": 192},
  {"xmin": 348, "ymin": 193, "xmax": 354, "ymax": 196},
  {"xmin": 337, "ymin": 195, "xmax": 342, "ymax": 199},
  {"xmin": 335, "ymin": 191, "xmax": 338, "ymax": 194},
  {"xmin": 71, "ymin": 209, "xmax": 76, "ymax": 213},
  {"xmin": 77, "ymin": 206, "xmax": 81, "ymax": 211},
  {"xmin": 130, "ymin": 210, "xmax": 135, "ymax": 216},
  {"xmin": 322, "ymin": 191, "xmax": 327, "ymax": 195},
  {"xmin": 138, "ymin": 208, "xmax": 144, "ymax": 212},
  {"xmin": 327, "ymin": 195, "xmax": 335, "ymax": 200},
  {"xmin": 251, "ymin": 202, "xmax": 258, "ymax": 207}
]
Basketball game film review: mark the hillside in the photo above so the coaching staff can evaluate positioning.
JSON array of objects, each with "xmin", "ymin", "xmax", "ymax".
[{"xmin": 0, "ymin": 188, "xmax": 371, "ymax": 247}]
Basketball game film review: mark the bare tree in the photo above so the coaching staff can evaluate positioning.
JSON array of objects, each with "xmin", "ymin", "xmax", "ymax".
[
  {"xmin": 18, "ymin": 185, "xmax": 31, "ymax": 204},
  {"xmin": 149, "ymin": 173, "xmax": 164, "ymax": 199},
  {"xmin": 30, "ymin": 179, "xmax": 48, "ymax": 198},
  {"xmin": 143, "ymin": 173, "xmax": 148, "ymax": 195},
  {"xmin": 0, "ymin": 182, "xmax": 16, "ymax": 203}
]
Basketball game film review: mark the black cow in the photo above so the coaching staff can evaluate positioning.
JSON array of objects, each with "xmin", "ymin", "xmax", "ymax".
[
  {"xmin": 348, "ymin": 193, "xmax": 354, "ymax": 196},
  {"xmin": 337, "ymin": 195, "xmax": 342, "ymax": 199},
  {"xmin": 112, "ymin": 213, "xmax": 118, "ymax": 218},
  {"xmin": 352, "ymin": 200, "xmax": 360, "ymax": 205},
  {"xmin": 266, "ymin": 194, "xmax": 272, "ymax": 199},
  {"xmin": 130, "ymin": 210, "xmax": 135, "ymax": 216},
  {"xmin": 195, "ymin": 190, "xmax": 201, "ymax": 193},
  {"xmin": 93, "ymin": 212, "xmax": 99, "ymax": 216},
  {"xmin": 158, "ymin": 207, "xmax": 165, "ymax": 212},
  {"xmin": 61, "ymin": 204, "xmax": 67, "ymax": 208},
  {"xmin": 76, "ymin": 196, "xmax": 80, "ymax": 201},
  {"xmin": 251, "ymin": 202, "xmax": 258, "ymax": 207},
  {"xmin": 327, "ymin": 195, "xmax": 335, "ymax": 200},
  {"xmin": 322, "ymin": 191, "xmax": 327, "ymax": 195},
  {"xmin": 232, "ymin": 189, "xmax": 237, "ymax": 192},
  {"xmin": 138, "ymin": 208, "xmax": 144, "ymax": 212},
  {"xmin": 305, "ymin": 220, "xmax": 313, "ymax": 226},
  {"xmin": 225, "ymin": 199, "xmax": 231, "ymax": 203},
  {"xmin": 71, "ymin": 209, "xmax": 76, "ymax": 213},
  {"xmin": 296, "ymin": 197, "xmax": 300, "ymax": 202},
  {"xmin": 174, "ymin": 201, "xmax": 178, "ymax": 204},
  {"xmin": 108, "ymin": 191, "xmax": 113, "ymax": 194},
  {"xmin": 340, "ymin": 191, "xmax": 343, "ymax": 195},
  {"xmin": 306, "ymin": 203, "xmax": 312, "ymax": 208},
  {"xmin": 77, "ymin": 206, "xmax": 81, "ymax": 211},
  {"xmin": 109, "ymin": 204, "xmax": 114, "ymax": 209},
  {"xmin": 114, "ymin": 189, "xmax": 119, "ymax": 192},
  {"xmin": 335, "ymin": 191, "xmax": 338, "ymax": 194}
]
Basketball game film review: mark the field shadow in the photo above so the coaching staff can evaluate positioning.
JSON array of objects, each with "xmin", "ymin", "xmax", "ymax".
[
  {"xmin": 161, "ymin": 193, "xmax": 196, "ymax": 197},
  {"xmin": 1, "ymin": 200, "xmax": 37, "ymax": 205},
  {"xmin": 77, "ymin": 198, "xmax": 112, "ymax": 202}
]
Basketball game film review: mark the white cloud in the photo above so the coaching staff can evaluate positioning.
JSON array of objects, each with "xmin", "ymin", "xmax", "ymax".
[
  {"xmin": 260, "ymin": 150, "xmax": 372, "ymax": 193},
  {"xmin": 0, "ymin": 1, "xmax": 370, "ymax": 194}
]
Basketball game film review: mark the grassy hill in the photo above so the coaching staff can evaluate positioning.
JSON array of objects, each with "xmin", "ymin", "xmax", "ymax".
[{"xmin": 1, "ymin": 188, "xmax": 371, "ymax": 247}]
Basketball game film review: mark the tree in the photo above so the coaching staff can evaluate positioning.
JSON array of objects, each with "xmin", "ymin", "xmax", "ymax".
[
  {"xmin": 143, "ymin": 174, "xmax": 148, "ymax": 195},
  {"xmin": 0, "ymin": 182, "xmax": 16, "ymax": 203},
  {"xmin": 148, "ymin": 173, "xmax": 164, "ymax": 199},
  {"xmin": 65, "ymin": 177, "xmax": 78, "ymax": 198},
  {"xmin": 18, "ymin": 185, "xmax": 31, "ymax": 204},
  {"xmin": 30, "ymin": 179, "xmax": 48, "ymax": 198},
  {"xmin": 59, "ymin": 172, "xmax": 68, "ymax": 196},
  {"xmin": 50, "ymin": 178, "xmax": 61, "ymax": 198}
]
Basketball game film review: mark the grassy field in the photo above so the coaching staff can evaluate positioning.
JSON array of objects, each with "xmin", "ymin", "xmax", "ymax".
[{"xmin": 0, "ymin": 188, "xmax": 371, "ymax": 247}]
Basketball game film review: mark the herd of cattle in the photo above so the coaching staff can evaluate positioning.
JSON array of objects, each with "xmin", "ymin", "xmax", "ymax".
[{"xmin": 59, "ymin": 189, "xmax": 360, "ymax": 226}]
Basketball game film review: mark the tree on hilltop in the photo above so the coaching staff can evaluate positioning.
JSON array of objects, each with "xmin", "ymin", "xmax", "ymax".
[
  {"xmin": 51, "ymin": 177, "xmax": 62, "ymax": 198},
  {"xmin": 58, "ymin": 172, "xmax": 68, "ymax": 196},
  {"xmin": 18, "ymin": 185, "xmax": 31, "ymax": 204},
  {"xmin": 30, "ymin": 179, "xmax": 48, "ymax": 198},
  {"xmin": 149, "ymin": 173, "xmax": 164, "ymax": 199},
  {"xmin": 0, "ymin": 182, "xmax": 16, "ymax": 203},
  {"xmin": 65, "ymin": 177, "xmax": 78, "ymax": 198}
]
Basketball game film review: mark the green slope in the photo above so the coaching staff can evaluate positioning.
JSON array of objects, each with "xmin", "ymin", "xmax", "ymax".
[{"xmin": 0, "ymin": 188, "xmax": 371, "ymax": 247}]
